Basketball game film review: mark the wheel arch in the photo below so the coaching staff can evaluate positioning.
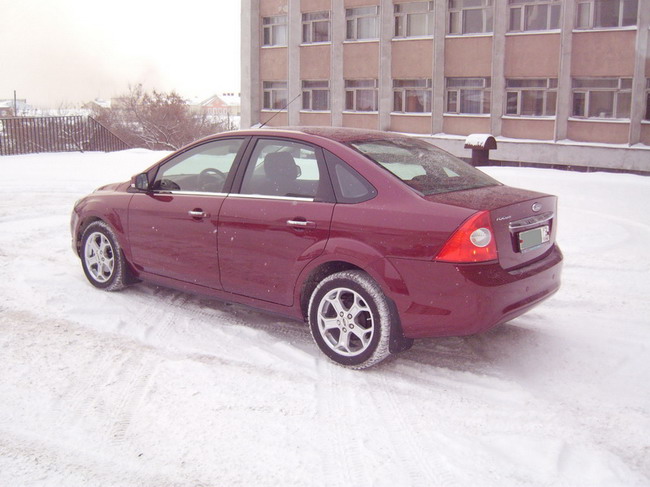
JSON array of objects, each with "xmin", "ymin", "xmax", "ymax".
[
  {"xmin": 299, "ymin": 260, "xmax": 364, "ymax": 321},
  {"xmin": 75, "ymin": 207, "xmax": 130, "ymax": 255},
  {"xmin": 74, "ymin": 216, "xmax": 102, "ymax": 256},
  {"xmin": 297, "ymin": 242, "xmax": 410, "ymax": 319}
]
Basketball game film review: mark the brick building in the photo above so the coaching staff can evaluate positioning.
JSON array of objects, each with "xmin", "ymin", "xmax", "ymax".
[{"xmin": 241, "ymin": 0, "xmax": 650, "ymax": 172}]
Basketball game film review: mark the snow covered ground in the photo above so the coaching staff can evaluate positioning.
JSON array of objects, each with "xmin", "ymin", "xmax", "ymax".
[{"xmin": 0, "ymin": 149, "xmax": 649, "ymax": 486}]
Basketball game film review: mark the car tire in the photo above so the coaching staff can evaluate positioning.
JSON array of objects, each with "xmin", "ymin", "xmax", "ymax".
[
  {"xmin": 308, "ymin": 270, "xmax": 394, "ymax": 369},
  {"xmin": 80, "ymin": 221, "xmax": 128, "ymax": 291}
]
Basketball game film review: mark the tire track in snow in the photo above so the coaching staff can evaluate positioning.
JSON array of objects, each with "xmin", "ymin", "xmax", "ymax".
[
  {"xmin": 129, "ymin": 284, "xmax": 309, "ymax": 341},
  {"xmin": 365, "ymin": 371, "xmax": 454, "ymax": 486},
  {"xmin": 2, "ymin": 309, "xmax": 162, "ymax": 455},
  {"xmin": 56, "ymin": 345, "xmax": 160, "ymax": 452},
  {"xmin": 315, "ymin": 360, "xmax": 356, "ymax": 487},
  {"xmin": 105, "ymin": 352, "xmax": 160, "ymax": 446},
  {"xmin": 119, "ymin": 283, "xmax": 318, "ymax": 372}
]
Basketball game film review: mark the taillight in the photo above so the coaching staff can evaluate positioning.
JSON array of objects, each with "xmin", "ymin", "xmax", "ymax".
[{"xmin": 436, "ymin": 211, "xmax": 498, "ymax": 263}]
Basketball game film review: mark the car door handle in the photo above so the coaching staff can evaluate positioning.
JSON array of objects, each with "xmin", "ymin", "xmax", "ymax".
[
  {"xmin": 188, "ymin": 209, "xmax": 209, "ymax": 218},
  {"xmin": 287, "ymin": 219, "xmax": 316, "ymax": 229}
]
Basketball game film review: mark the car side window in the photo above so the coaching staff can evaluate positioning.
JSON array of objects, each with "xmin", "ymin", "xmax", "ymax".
[
  {"xmin": 240, "ymin": 139, "xmax": 323, "ymax": 199},
  {"xmin": 151, "ymin": 139, "xmax": 244, "ymax": 193},
  {"xmin": 324, "ymin": 150, "xmax": 376, "ymax": 203}
]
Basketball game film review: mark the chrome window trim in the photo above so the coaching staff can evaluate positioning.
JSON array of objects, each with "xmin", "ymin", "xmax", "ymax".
[
  {"xmin": 145, "ymin": 191, "xmax": 314, "ymax": 202},
  {"xmin": 229, "ymin": 193, "xmax": 314, "ymax": 202},
  {"xmin": 148, "ymin": 190, "xmax": 229, "ymax": 197}
]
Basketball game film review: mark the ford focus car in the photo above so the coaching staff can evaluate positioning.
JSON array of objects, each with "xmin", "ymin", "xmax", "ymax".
[{"xmin": 71, "ymin": 127, "xmax": 562, "ymax": 368}]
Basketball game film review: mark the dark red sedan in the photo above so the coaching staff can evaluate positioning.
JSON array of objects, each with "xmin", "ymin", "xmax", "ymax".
[{"xmin": 71, "ymin": 127, "xmax": 562, "ymax": 368}]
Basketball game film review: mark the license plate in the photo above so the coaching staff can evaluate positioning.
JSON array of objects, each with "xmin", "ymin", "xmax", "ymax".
[{"xmin": 518, "ymin": 226, "xmax": 550, "ymax": 252}]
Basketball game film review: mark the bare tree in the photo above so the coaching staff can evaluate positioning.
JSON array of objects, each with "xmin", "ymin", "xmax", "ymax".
[{"xmin": 92, "ymin": 85, "xmax": 227, "ymax": 150}]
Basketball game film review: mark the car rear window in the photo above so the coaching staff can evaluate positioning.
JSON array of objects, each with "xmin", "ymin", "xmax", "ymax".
[{"xmin": 349, "ymin": 138, "xmax": 499, "ymax": 196}]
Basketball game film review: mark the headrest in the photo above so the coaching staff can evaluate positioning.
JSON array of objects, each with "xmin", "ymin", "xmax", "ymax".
[{"xmin": 263, "ymin": 152, "xmax": 299, "ymax": 181}]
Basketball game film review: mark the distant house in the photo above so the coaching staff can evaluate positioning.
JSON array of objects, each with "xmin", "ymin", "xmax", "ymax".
[
  {"xmin": 82, "ymin": 99, "xmax": 111, "ymax": 111},
  {"xmin": 194, "ymin": 93, "xmax": 241, "ymax": 117},
  {"xmin": 0, "ymin": 99, "xmax": 29, "ymax": 117}
]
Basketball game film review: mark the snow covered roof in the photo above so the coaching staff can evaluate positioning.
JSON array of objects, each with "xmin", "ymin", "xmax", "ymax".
[
  {"xmin": 464, "ymin": 133, "xmax": 497, "ymax": 150},
  {"xmin": 195, "ymin": 93, "xmax": 241, "ymax": 108},
  {"xmin": 91, "ymin": 99, "xmax": 111, "ymax": 109},
  {"xmin": 0, "ymin": 99, "xmax": 27, "ymax": 108},
  {"xmin": 219, "ymin": 93, "xmax": 241, "ymax": 106}
]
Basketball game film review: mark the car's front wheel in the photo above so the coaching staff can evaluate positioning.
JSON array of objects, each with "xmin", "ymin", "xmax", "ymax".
[
  {"xmin": 80, "ymin": 221, "xmax": 128, "ymax": 291},
  {"xmin": 308, "ymin": 270, "xmax": 394, "ymax": 369}
]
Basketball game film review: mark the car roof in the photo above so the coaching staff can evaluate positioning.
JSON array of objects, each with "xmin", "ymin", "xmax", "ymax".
[{"xmin": 220, "ymin": 126, "xmax": 411, "ymax": 144}]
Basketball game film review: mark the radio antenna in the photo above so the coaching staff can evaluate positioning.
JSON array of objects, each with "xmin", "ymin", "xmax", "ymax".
[{"xmin": 258, "ymin": 93, "xmax": 301, "ymax": 128}]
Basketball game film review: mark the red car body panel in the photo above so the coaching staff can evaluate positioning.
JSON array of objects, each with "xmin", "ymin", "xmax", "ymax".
[
  {"xmin": 217, "ymin": 196, "xmax": 334, "ymax": 305},
  {"xmin": 128, "ymin": 192, "xmax": 226, "ymax": 289},
  {"xmin": 72, "ymin": 128, "xmax": 562, "ymax": 340}
]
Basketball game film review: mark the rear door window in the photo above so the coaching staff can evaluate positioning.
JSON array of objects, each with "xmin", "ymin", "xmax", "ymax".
[{"xmin": 240, "ymin": 138, "xmax": 333, "ymax": 200}]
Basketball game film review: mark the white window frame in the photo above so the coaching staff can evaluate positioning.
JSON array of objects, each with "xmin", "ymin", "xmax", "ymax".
[
  {"xmin": 505, "ymin": 78, "xmax": 558, "ymax": 117},
  {"xmin": 393, "ymin": 79, "xmax": 433, "ymax": 113},
  {"xmin": 346, "ymin": 6, "xmax": 380, "ymax": 41},
  {"xmin": 645, "ymin": 79, "xmax": 650, "ymax": 121},
  {"xmin": 302, "ymin": 11, "xmax": 331, "ymax": 44},
  {"xmin": 345, "ymin": 79, "xmax": 379, "ymax": 112},
  {"xmin": 448, "ymin": 0, "xmax": 494, "ymax": 35},
  {"xmin": 508, "ymin": 0, "xmax": 561, "ymax": 32},
  {"xmin": 302, "ymin": 80, "xmax": 330, "ymax": 111},
  {"xmin": 571, "ymin": 77, "xmax": 633, "ymax": 119},
  {"xmin": 262, "ymin": 81, "xmax": 288, "ymax": 110},
  {"xmin": 575, "ymin": 0, "xmax": 638, "ymax": 29},
  {"xmin": 394, "ymin": 1, "xmax": 434, "ymax": 38},
  {"xmin": 445, "ymin": 77, "xmax": 491, "ymax": 115},
  {"xmin": 262, "ymin": 15, "xmax": 288, "ymax": 47}
]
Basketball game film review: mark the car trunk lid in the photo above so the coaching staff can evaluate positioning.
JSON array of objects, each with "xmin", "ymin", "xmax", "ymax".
[{"xmin": 426, "ymin": 185, "xmax": 559, "ymax": 270}]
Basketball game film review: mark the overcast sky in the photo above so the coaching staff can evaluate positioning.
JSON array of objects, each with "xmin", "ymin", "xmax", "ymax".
[{"xmin": 0, "ymin": 0, "xmax": 241, "ymax": 108}]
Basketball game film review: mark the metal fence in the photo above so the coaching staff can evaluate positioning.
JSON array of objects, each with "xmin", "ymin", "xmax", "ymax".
[{"xmin": 0, "ymin": 116, "xmax": 130, "ymax": 156}]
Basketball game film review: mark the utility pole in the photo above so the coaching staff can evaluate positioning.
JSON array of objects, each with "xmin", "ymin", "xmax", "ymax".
[{"xmin": 13, "ymin": 90, "xmax": 17, "ymax": 116}]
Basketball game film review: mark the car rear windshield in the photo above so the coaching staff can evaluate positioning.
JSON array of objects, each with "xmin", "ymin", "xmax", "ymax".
[{"xmin": 349, "ymin": 138, "xmax": 500, "ymax": 196}]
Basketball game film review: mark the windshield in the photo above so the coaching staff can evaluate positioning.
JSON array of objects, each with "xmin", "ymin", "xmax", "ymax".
[{"xmin": 349, "ymin": 138, "xmax": 500, "ymax": 196}]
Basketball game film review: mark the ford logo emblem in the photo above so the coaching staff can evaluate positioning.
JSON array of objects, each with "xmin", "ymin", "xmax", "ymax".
[{"xmin": 532, "ymin": 202, "xmax": 542, "ymax": 212}]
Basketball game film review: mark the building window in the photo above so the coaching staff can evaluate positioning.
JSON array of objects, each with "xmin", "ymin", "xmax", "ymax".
[
  {"xmin": 505, "ymin": 78, "xmax": 557, "ymax": 116},
  {"xmin": 302, "ymin": 11, "xmax": 330, "ymax": 43},
  {"xmin": 262, "ymin": 81, "xmax": 288, "ymax": 110},
  {"xmin": 393, "ymin": 79, "xmax": 433, "ymax": 113},
  {"xmin": 509, "ymin": 0, "xmax": 561, "ymax": 31},
  {"xmin": 448, "ymin": 0, "xmax": 493, "ymax": 35},
  {"xmin": 302, "ymin": 81, "xmax": 330, "ymax": 111},
  {"xmin": 346, "ymin": 6, "xmax": 380, "ymax": 40},
  {"xmin": 394, "ymin": 2, "xmax": 434, "ymax": 38},
  {"xmin": 572, "ymin": 78, "xmax": 632, "ymax": 119},
  {"xmin": 645, "ymin": 79, "xmax": 650, "ymax": 120},
  {"xmin": 345, "ymin": 80, "xmax": 379, "ymax": 112},
  {"xmin": 263, "ymin": 16, "xmax": 288, "ymax": 46},
  {"xmin": 575, "ymin": 0, "xmax": 638, "ymax": 29},
  {"xmin": 446, "ymin": 77, "xmax": 491, "ymax": 114}
]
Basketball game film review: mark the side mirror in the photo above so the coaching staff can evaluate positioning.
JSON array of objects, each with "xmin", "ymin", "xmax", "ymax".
[{"xmin": 131, "ymin": 173, "xmax": 150, "ymax": 191}]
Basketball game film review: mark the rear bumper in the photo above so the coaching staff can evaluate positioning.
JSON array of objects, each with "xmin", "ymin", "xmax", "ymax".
[{"xmin": 389, "ymin": 245, "xmax": 563, "ymax": 338}]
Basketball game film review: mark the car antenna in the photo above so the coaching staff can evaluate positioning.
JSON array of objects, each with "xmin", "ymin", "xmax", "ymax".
[{"xmin": 257, "ymin": 93, "xmax": 301, "ymax": 128}]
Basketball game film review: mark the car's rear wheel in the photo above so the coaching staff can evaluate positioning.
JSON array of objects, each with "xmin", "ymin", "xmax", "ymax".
[
  {"xmin": 308, "ymin": 270, "xmax": 393, "ymax": 369},
  {"xmin": 80, "ymin": 221, "xmax": 128, "ymax": 291}
]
